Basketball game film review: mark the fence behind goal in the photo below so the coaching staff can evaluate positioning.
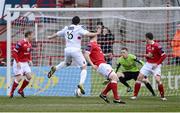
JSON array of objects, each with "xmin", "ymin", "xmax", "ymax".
[{"xmin": 2, "ymin": 7, "xmax": 180, "ymax": 96}]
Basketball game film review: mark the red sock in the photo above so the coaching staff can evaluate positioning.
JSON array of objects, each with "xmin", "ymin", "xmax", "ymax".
[
  {"xmin": 102, "ymin": 82, "xmax": 112, "ymax": 96},
  {"xmin": 10, "ymin": 80, "xmax": 19, "ymax": 94},
  {"xmin": 111, "ymin": 82, "xmax": 120, "ymax": 100},
  {"xmin": 19, "ymin": 79, "xmax": 29, "ymax": 92},
  {"xmin": 158, "ymin": 84, "xmax": 164, "ymax": 98},
  {"xmin": 134, "ymin": 82, "xmax": 141, "ymax": 96}
]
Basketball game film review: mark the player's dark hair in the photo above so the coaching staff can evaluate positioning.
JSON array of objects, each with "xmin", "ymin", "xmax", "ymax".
[
  {"xmin": 97, "ymin": 21, "xmax": 103, "ymax": 26},
  {"xmin": 121, "ymin": 47, "xmax": 128, "ymax": 51},
  {"xmin": 145, "ymin": 32, "xmax": 153, "ymax": 40},
  {"xmin": 25, "ymin": 31, "xmax": 32, "ymax": 37},
  {"xmin": 72, "ymin": 16, "xmax": 80, "ymax": 25}
]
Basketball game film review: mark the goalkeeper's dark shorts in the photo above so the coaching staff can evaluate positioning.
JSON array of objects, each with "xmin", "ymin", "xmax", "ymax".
[{"xmin": 122, "ymin": 71, "xmax": 139, "ymax": 81}]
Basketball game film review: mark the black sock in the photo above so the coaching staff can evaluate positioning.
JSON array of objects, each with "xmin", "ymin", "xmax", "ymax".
[
  {"xmin": 119, "ymin": 77, "xmax": 130, "ymax": 88},
  {"xmin": 145, "ymin": 82, "xmax": 156, "ymax": 96}
]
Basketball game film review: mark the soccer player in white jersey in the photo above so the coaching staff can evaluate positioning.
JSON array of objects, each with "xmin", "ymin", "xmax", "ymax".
[{"xmin": 47, "ymin": 16, "xmax": 101, "ymax": 95}]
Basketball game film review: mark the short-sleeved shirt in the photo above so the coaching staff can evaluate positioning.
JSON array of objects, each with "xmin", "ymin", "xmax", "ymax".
[
  {"xmin": 12, "ymin": 39, "xmax": 32, "ymax": 63},
  {"xmin": 146, "ymin": 42, "xmax": 164, "ymax": 64},
  {"xmin": 56, "ymin": 24, "xmax": 89, "ymax": 48},
  {"xmin": 116, "ymin": 54, "xmax": 140, "ymax": 72},
  {"xmin": 86, "ymin": 41, "xmax": 106, "ymax": 66}
]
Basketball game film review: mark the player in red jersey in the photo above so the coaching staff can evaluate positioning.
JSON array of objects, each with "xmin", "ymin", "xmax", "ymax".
[
  {"xmin": 84, "ymin": 33, "xmax": 125, "ymax": 104},
  {"xmin": 131, "ymin": 32, "xmax": 167, "ymax": 101},
  {"xmin": 9, "ymin": 31, "xmax": 33, "ymax": 98}
]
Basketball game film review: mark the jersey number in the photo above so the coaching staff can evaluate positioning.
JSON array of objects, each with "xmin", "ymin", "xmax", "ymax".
[{"xmin": 67, "ymin": 31, "xmax": 73, "ymax": 39}]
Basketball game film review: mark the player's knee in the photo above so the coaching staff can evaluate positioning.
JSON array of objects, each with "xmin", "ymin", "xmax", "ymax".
[
  {"xmin": 25, "ymin": 73, "xmax": 32, "ymax": 80},
  {"xmin": 117, "ymin": 72, "xmax": 124, "ymax": 78},
  {"xmin": 81, "ymin": 64, "xmax": 87, "ymax": 70},
  {"xmin": 155, "ymin": 75, "xmax": 161, "ymax": 84},
  {"xmin": 156, "ymin": 80, "xmax": 161, "ymax": 85},
  {"xmin": 142, "ymin": 78, "xmax": 149, "ymax": 83},
  {"xmin": 109, "ymin": 72, "xmax": 119, "ymax": 82},
  {"xmin": 137, "ymin": 74, "xmax": 144, "ymax": 81},
  {"xmin": 15, "ymin": 74, "xmax": 22, "ymax": 82}
]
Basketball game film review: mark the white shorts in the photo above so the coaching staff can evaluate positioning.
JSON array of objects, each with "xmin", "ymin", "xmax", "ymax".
[
  {"xmin": 140, "ymin": 62, "xmax": 161, "ymax": 77},
  {"xmin": 64, "ymin": 47, "xmax": 86, "ymax": 67},
  {"xmin": 97, "ymin": 63, "xmax": 113, "ymax": 78},
  {"xmin": 13, "ymin": 60, "xmax": 31, "ymax": 76}
]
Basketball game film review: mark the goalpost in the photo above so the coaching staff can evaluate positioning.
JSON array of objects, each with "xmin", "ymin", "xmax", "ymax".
[{"xmin": 6, "ymin": 7, "xmax": 180, "ymax": 96}]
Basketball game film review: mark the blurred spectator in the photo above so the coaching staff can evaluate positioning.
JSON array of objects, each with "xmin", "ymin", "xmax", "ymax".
[
  {"xmin": 96, "ymin": 21, "xmax": 104, "ymax": 31},
  {"xmin": 0, "ymin": 58, "xmax": 6, "ymax": 66},
  {"xmin": 98, "ymin": 27, "xmax": 115, "ymax": 65},
  {"xmin": 171, "ymin": 23, "xmax": 180, "ymax": 65},
  {"xmin": 0, "ymin": 41, "xmax": 7, "ymax": 66}
]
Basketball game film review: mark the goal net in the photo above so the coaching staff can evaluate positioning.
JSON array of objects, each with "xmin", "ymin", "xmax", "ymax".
[{"xmin": 6, "ymin": 7, "xmax": 180, "ymax": 97}]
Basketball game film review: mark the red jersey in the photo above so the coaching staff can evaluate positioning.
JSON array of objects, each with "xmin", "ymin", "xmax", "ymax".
[
  {"xmin": 146, "ymin": 41, "xmax": 166, "ymax": 64},
  {"xmin": 12, "ymin": 39, "xmax": 32, "ymax": 63},
  {"xmin": 86, "ymin": 41, "xmax": 106, "ymax": 66}
]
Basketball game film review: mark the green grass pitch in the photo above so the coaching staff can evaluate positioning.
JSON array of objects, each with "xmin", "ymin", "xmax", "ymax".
[{"xmin": 0, "ymin": 96, "xmax": 179, "ymax": 112}]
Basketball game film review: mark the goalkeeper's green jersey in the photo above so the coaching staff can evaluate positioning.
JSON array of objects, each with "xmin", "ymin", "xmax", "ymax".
[{"xmin": 116, "ymin": 54, "xmax": 144, "ymax": 72}]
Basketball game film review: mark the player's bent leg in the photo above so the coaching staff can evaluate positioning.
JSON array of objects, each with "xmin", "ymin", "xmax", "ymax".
[
  {"xmin": 119, "ymin": 73, "xmax": 132, "ymax": 92},
  {"xmin": 142, "ymin": 78, "xmax": 156, "ymax": 96},
  {"xmin": 119, "ymin": 77, "xmax": 133, "ymax": 92},
  {"xmin": 119, "ymin": 77, "xmax": 132, "ymax": 92},
  {"xmin": 155, "ymin": 75, "xmax": 167, "ymax": 101},
  {"xmin": 18, "ymin": 73, "xmax": 32, "ymax": 98},
  {"xmin": 9, "ymin": 75, "xmax": 22, "ymax": 98},
  {"xmin": 47, "ymin": 66, "xmax": 57, "ymax": 78},
  {"xmin": 48, "ymin": 61, "xmax": 71, "ymax": 78}
]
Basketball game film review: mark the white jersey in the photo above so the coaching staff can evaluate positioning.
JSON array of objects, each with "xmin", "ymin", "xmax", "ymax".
[{"xmin": 56, "ymin": 24, "xmax": 89, "ymax": 48}]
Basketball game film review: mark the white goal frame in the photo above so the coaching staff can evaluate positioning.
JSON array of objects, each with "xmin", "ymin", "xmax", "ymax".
[{"xmin": 6, "ymin": 7, "xmax": 180, "ymax": 96}]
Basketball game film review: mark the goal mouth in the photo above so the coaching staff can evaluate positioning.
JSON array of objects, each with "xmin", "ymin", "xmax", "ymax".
[{"xmin": 3, "ymin": 7, "xmax": 180, "ymax": 96}]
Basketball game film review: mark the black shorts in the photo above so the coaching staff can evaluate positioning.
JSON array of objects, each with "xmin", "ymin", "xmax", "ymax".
[{"xmin": 122, "ymin": 72, "xmax": 139, "ymax": 81}]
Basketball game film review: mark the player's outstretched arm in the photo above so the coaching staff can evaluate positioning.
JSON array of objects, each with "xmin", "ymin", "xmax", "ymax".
[
  {"xmin": 47, "ymin": 33, "xmax": 58, "ymax": 40},
  {"xmin": 84, "ymin": 27, "xmax": 101, "ymax": 37},
  {"xmin": 134, "ymin": 58, "xmax": 144, "ymax": 66}
]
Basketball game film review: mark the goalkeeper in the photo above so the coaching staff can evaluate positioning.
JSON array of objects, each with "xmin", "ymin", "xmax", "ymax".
[{"xmin": 114, "ymin": 48, "xmax": 155, "ymax": 96}]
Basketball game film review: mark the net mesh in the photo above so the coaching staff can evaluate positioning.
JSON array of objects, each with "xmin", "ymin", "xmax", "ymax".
[{"xmin": 9, "ymin": 8, "xmax": 180, "ymax": 96}]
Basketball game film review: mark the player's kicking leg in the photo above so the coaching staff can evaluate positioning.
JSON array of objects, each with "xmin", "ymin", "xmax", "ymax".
[
  {"xmin": 101, "ymin": 72, "xmax": 125, "ymax": 104},
  {"xmin": 98, "ymin": 64, "xmax": 125, "ymax": 104},
  {"xmin": 47, "ymin": 60, "xmax": 71, "ymax": 78},
  {"xmin": 47, "ymin": 66, "xmax": 56, "ymax": 78}
]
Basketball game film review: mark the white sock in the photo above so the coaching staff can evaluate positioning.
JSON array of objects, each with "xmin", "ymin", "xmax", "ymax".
[
  {"xmin": 79, "ymin": 69, "xmax": 87, "ymax": 85},
  {"xmin": 55, "ymin": 61, "xmax": 66, "ymax": 70}
]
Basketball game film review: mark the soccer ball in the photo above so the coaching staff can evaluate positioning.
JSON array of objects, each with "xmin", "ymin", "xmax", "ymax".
[{"xmin": 75, "ymin": 88, "xmax": 82, "ymax": 97}]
